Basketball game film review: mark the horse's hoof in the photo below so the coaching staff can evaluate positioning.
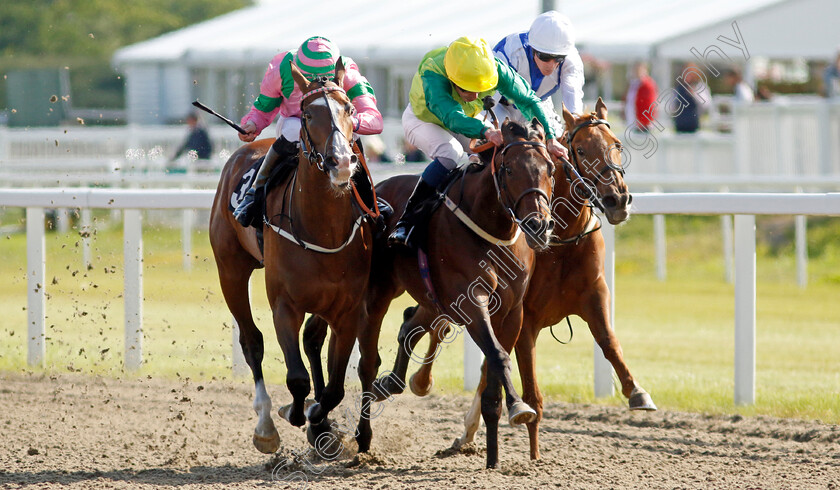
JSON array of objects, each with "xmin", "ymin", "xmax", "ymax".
[
  {"xmin": 306, "ymin": 419, "xmax": 343, "ymax": 459},
  {"xmin": 371, "ymin": 374, "xmax": 405, "ymax": 402},
  {"xmin": 508, "ymin": 401, "xmax": 537, "ymax": 426},
  {"xmin": 409, "ymin": 372, "xmax": 433, "ymax": 397},
  {"xmin": 278, "ymin": 399, "xmax": 315, "ymax": 426},
  {"xmin": 306, "ymin": 401, "xmax": 327, "ymax": 424},
  {"xmin": 253, "ymin": 428, "xmax": 281, "ymax": 454},
  {"xmin": 628, "ymin": 387, "xmax": 657, "ymax": 411}
]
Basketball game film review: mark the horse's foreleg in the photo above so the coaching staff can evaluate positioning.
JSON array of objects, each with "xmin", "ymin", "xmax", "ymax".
[
  {"xmin": 355, "ymin": 309, "xmax": 385, "ymax": 453},
  {"xmin": 307, "ymin": 321, "xmax": 356, "ymax": 426},
  {"xmin": 302, "ymin": 315, "xmax": 329, "ymax": 402},
  {"xmin": 214, "ymin": 257, "xmax": 279, "ymax": 453},
  {"xmin": 481, "ymin": 365, "xmax": 504, "ymax": 469},
  {"xmin": 473, "ymin": 305, "xmax": 535, "ymax": 426},
  {"xmin": 514, "ymin": 324, "xmax": 543, "ymax": 460},
  {"xmin": 581, "ymin": 284, "xmax": 656, "ymax": 411},
  {"xmin": 273, "ymin": 303, "xmax": 309, "ymax": 427}
]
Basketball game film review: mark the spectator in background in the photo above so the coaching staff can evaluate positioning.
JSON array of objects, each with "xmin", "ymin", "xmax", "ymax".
[
  {"xmin": 823, "ymin": 50, "xmax": 840, "ymax": 98},
  {"xmin": 624, "ymin": 61, "xmax": 658, "ymax": 132},
  {"xmin": 756, "ymin": 84, "xmax": 773, "ymax": 101},
  {"xmin": 725, "ymin": 68, "xmax": 754, "ymax": 103},
  {"xmin": 362, "ymin": 135, "xmax": 391, "ymax": 163},
  {"xmin": 673, "ymin": 63, "xmax": 711, "ymax": 133},
  {"xmin": 172, "ymin": 111, "xmax": 212, "ymax": 162},
  {"xmin": 402, "ymin": 140, "xmax": 426, "ymax": 162}
]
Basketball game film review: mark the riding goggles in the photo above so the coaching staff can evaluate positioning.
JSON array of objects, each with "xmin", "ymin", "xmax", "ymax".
[{"xmin": 534, "ymin": 51, "xmax": 566, "ymax": 63}]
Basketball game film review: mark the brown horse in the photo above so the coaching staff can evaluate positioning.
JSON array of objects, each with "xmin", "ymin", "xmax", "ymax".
[
  {"xmin": 209, "ymin": 59, "xmax": 375, "ymax": 454},
  {"xmin": 327, "ymin": 118, "xmax": 555, "ymax": 469},
  {"xmin": 405, "ymin": 99, "xmax": 656, "ymax": 459}
]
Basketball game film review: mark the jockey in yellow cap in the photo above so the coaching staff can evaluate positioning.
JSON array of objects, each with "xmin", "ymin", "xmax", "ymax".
[{"xmin": 389, "ymin": 36, "xmax": 566, "ymax": 248}]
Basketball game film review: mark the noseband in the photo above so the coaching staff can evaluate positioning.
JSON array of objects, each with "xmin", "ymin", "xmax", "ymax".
[
  {"xmin": 492, "ymin": 140, "xmax": 554, "ymax": 228},
  {"xmin": 299, "ymin": 84, "xmax": 357, "ymax": 175},
  {"xmin": 561, "ymin": 117, "xmax": 624, "ymax": 213}
]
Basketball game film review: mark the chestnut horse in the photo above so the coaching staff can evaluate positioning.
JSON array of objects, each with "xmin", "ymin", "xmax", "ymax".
[
  {"xmin": 208, "ymin": 59, "xmax": 375, "ymax": 454},
  {"xmin": 403, "ymin": 99, "xmax": 656, "ymax": 459}
]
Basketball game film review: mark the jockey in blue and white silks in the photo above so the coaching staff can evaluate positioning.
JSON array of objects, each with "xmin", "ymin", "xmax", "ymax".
[{"xmin": 492, "ymin": 11, "xmax": 584, "ymax": 136}]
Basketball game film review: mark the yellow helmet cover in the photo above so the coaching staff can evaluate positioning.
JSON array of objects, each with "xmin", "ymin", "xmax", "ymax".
[{"xmin": 444, "ymin": 37, "xmax": 499, "ymax": 93}]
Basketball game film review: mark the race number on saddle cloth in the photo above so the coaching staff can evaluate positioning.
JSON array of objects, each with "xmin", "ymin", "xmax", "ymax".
[{"xmin": 492, "ymin": 10, "xmax": 584, "ymax": 135}]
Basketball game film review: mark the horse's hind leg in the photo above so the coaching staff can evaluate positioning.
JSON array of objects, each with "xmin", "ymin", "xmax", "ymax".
[
  {"xmin": 514, "ymin": 323, "xmax": 543, "ymax": 460},
  {"xmin": 371, "ymin": 305, "xmax": 436, "ymax": 401},
  {"xmin": 452, "ymin": 361, "xmax": 486, "ymax": 450},
  {"xmin": 212, "ymin": 247, "xmax": 279, "ymax": 453},
  {"xmin": 303, "ymin": 315, "xmax": 329, "ymax": 402},
  {"xmin": 409, "ymin": 319, "xmax": 451, "ymax": 397},
  {"xmin": 580, "ymin": 283, "xmax": 656, "ymax": 411}
]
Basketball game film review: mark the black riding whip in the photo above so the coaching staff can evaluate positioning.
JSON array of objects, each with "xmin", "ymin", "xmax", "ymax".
[{"xmin": 191, "ymin": 100, "xmax": 247, "ymax": 135}]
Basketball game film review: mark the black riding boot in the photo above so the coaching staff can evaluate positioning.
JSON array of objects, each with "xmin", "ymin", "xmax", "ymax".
[
  {"xmin": 233, "ymin": 136, "xmax": 298, "ymax": 227},
  {"xmin": 387, "ymin": 178, "xmax": 437, "ymax": 248}
]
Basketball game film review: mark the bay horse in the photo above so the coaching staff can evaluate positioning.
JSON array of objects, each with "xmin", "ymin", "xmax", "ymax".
[
  {"xmin": 208, "ymin": 59, "xmax": 375, "ymax": 454},
  {"xmin": 302, "ymin": 118, "xmax": 557, "ymax": 468},
  {"xmin": 400, "ymin": 99, "xmax": 656, "ymax": 459}
]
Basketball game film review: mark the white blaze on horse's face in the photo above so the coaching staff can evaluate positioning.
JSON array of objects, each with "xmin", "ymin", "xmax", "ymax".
[{"xmin": 314, "ymin": 96, "xmax": 357, "ymax": 186}]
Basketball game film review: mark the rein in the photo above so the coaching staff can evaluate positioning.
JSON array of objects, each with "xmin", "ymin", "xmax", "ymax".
[
  {"xmin": 263, "ymin": 81, "xmax": 375, "ymax": 254},
  {"xmin": 459, "ymin": 122, "xmax": 553, "ymax": 245},
  {"xmin": 299, "ymin": 85, "xmax": 357, "ymax": 174},
  {"xmin": 560, "ymin": 117, "xmax": 622, "ymax": 214}
]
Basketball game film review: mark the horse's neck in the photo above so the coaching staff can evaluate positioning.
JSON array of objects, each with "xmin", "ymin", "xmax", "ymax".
[
  {"xmin": 552, "ymin": 179, "xmax": 592, "ymax": 239},
  {"xmin": 456, "ymin": 167, "xmax": 518, "ymax": 241},
  {"xmin": 290, "ymin": 158, "xmax": 356, "ymax": 241}
]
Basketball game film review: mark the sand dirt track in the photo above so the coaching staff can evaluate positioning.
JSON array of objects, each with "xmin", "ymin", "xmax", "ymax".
[{"xmin": 0, "ymin": 373, "xmax": 838, "ymax": 489}]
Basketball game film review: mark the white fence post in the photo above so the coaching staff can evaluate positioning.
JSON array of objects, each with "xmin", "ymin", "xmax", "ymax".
[
  {"xmin": 80, "ymin": 208, "xmax": 92, "ymax": 270},
  {"xmin": 653, "ymin": 214, "xmax": 667, "ymax": 281},
  {"xmin": 26, "ymin": 207, "xmax": 46, "ymax": 367},
  {"xmin": 795, "ymin": 215, "xmax": 808, "ymax": 288},
  {"xmin": 231, "ymin": 320, "xmax": 249, "ymax": 377},
  {"xmin": 181, "ymin": 208, "xmax": 194, "ymax": 271},
  {"xmin": 734, "ymin": 214, "xmax": 756, "ymax": 405},
  {"xmin": 652, "ymin": 186, "xmax": 666, "ymax": 281},
  {"xmin": 594, "ymin": 221, "xmax": 615, "ymax": 397},
  {"xmin": 123, "ymin": 209, "xmax": 143, "ymax": 370},
  {"xmin": 722, "ymin": 215, "xmax": 734, "ymax": 284},
  {"xmin": 464, "ymin": 334, "xmax": 482, "ymax": 391}
]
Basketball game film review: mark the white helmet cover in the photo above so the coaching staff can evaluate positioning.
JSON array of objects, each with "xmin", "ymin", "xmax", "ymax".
[{"xmin": 528, "ymin": 11, "xmax": 575, "ymax": 56}]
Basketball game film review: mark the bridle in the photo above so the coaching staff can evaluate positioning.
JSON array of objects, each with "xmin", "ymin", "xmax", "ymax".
[
  {"xmin": 493, "ymin": 140, "xmax": 554, "ymax": 228},
  {"xmin": 299, "ymin": 82, "xmax": 358, "ymax": 175},
  {"xmin": 561, "ymin": 117, "xmax": 625, "ymax": 213}
]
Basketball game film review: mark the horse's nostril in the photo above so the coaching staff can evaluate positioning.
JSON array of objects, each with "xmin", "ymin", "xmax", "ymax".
[
  {"xmin": 350, "ymin": 154, "xmax": 359, "ymax": 164},
  {"xmin": 627, "ymin": 194, "xmax": 633, "ymax": 205},
  {"xmin": 602, "ymin": 195, "xmax": 618, "ymax": 208}
]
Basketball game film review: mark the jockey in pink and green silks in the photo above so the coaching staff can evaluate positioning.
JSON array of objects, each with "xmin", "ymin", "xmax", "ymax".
[{"xmin": 233, "ymin": 35, "xmax": 384, "ymax": 228}]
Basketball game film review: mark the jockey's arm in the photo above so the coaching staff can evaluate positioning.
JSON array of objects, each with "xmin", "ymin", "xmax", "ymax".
[
  {"xmin": 494, "ymin": 61, "xmax": 555, "ymax": 140},
  {"xmin": 342, "ymin": 60, "xmax": 384, "ymax": 135}
]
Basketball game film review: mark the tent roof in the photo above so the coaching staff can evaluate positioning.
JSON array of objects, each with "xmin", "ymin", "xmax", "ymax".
[{"xmin": 113, "ymin": 0, "xmax": 830, "ymax": 67}]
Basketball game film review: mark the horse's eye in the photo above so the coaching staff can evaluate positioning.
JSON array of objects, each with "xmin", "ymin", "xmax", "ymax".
[
  {"xmin": 304, "ymin": 112, "xmax": 312, "ymax": 121},
  {"xmin": 345, "ymin": 103, "xmax": 355, "ymax": 115},
  {"xmin": 576, "ymin": 147, "xmax": 585, "ymax": 155}
]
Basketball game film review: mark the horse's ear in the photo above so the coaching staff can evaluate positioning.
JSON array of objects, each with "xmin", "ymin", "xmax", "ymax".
[
  {"xmin": 290, "ymin": 61, "xmax": 310, "ymax": 92},
  {"xmin": 332, "ymin": 57, "xmax": 346, "ymax": 87},
  {"xmin": 561, "ymin": 102, "xmax": 575, "ymax": 133},
  {"xmin": 500, "ymin": 118, "xmax": 514, "ymax": 143},
  {"xmin": 595, "ymin": 97, "xmax": 608, "ymax": 120},
  {"xmin": 529, "ymin": 117, "xmax": 545, "ymax": 139}
]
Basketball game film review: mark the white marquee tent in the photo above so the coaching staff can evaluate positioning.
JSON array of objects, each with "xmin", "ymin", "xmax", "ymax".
[{"xmin": 113, "ymin": 0, "xmax": 840, "ymax": 125}]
